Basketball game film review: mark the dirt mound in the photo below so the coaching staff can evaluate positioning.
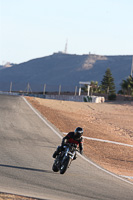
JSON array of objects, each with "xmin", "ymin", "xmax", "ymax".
[{"xmin": 26, "ymin": 97, "xmax": 133, "ymax": 178}]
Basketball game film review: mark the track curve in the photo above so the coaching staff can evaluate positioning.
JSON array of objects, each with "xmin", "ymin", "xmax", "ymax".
[{"xmin": 0, "ymin": 94, "xmax": 132, "ymax": 200}]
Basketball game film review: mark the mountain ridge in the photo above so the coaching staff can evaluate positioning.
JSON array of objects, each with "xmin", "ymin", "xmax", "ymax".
[{"xmin": 0, "ymin": 53, "xmax": 132, "ymax": 92}]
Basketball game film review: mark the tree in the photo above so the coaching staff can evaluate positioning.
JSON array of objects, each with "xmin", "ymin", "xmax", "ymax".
[
  {"xmin": 90, "ymin": 81, "xmax": 98, "ymax": 95},
  {"xmin": 101, "ymin": 68, "xmax": 116, "ymax": 94},
  {"xmin": 82, "ymin": 81, "xmax": 100, "ymax": 95},
  {"xmin": 120, "ymin": 75, "xmax": 133, "ymax": 95}
]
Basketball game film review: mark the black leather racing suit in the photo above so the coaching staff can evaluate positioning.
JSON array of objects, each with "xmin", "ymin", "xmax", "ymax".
[{"xmin": 61, "ymin": 132, "xmax": 83, "ymax": 154}]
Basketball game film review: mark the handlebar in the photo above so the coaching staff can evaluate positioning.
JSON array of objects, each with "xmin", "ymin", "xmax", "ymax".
[{"xmin": 63, "ymin": 143, "xmax": 77, "ymax": 148}]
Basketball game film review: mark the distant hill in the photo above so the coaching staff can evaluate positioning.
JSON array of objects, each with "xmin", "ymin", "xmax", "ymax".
[
  {"xmin": 0, "ymin": 65, "xmax": 4, "ymax": 70},
  {"xmin": 0, "ymin": 53, "xmax": 132, "ymax": 92}
]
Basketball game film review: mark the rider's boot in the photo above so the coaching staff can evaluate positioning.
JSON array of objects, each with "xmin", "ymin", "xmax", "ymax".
[
  {"xmin": 53, "ymin": 151, "xmax": 58, "ymax": 158},
  {"xmin": 52, "ymin": 146, "xmax": 62, "ymax": 158},
  {"xmin": 73, "ymin": 153, "xmax": 77, "ymax": 160}
]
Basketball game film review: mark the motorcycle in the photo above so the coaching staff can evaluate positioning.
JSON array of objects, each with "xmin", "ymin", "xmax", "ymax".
[{"xmin": 52, "ymin": 143, "xmax": 78, "ymax": 174}]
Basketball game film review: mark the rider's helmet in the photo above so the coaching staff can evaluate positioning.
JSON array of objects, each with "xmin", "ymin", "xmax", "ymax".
[{"xmin": 74, "ymin": 127, "xmax": 83, "ymax": 139}]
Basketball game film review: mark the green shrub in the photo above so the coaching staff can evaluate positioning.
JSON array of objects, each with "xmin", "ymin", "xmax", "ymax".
[
  {"xmin": 84, "ymin": 97, "xmax": 87, "ymax": 102},
  {"xmin": 87, "ymin": 96, "xmax": 92, "ymax": 102},
  {"xmin": 108, "ymin": 93, "xmax": 116, "ymax": 100},
  {"xmin": 83, "ymin": 96, "xmax": 92, "ymax": 102}
]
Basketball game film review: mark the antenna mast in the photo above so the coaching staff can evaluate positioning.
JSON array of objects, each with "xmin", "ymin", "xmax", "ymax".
[{"xmin": 64, "ymin": 39, "xmax": 68, "ymax": 54}]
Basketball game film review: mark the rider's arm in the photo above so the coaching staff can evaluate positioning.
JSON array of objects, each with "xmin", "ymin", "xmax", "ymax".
[
  {"xmin": 79, "ymin": 138, "xmax": 83, "ymax": 154},
  {"xmin": 61, "ymin": 133, "xmax": 70, "ymax": 146}
]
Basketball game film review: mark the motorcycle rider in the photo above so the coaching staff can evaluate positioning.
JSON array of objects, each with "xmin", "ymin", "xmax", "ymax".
[{"xmin": 52, "ymin": 127, "xmax": 84, "ymax": 159}]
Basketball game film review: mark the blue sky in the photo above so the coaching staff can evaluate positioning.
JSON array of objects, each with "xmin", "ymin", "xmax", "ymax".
[{"xmin": 0, "ymin": 0, "xmax": 133, "ymax": 64}]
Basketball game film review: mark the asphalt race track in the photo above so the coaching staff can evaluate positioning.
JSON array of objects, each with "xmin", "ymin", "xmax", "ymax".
[{"xmin": 0, "ymin": 94, "xmax": 133, "ymax": 200}]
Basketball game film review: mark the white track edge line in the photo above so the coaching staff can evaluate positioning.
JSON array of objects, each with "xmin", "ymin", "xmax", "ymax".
[
  {"xmin": 22, "ymin": 97, "xmax": 62, "ymax": 139},
  {"xmin": 22, "ymin": 96, "xmax": 133, "ymax": 186},
  {"xmin": 63, "ymin": 133, "xmax": 133, "ymax": 148},
  {"xmin": 83, "ymin": 137, "xmax": 133, "ymax": 147}
]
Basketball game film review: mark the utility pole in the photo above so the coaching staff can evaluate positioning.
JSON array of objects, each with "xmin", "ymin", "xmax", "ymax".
[
  {"xmin": 43, "ymin": 84, "xmax": 46, "ymax": 95},
  {"xmin": 75, "ymin": 86, "xmax": 77, "ymax": 96},
  {"xmin": 131, "ymin": 56, "xmax": 133, "ymax": 77},
  {"xmin": 26, "ymin": 83, "xmax": 32, "ymax": 94},
  {"xmin": 59, "ymin": 85, "xmax": 61, "ymax": 95},
  {"xmin": 87, "ymin": 85, "xmax": 91, "ymax": 96},
  {"xmin": 10, "ymin": 82, "xmax": 12, "ymax": 93}
]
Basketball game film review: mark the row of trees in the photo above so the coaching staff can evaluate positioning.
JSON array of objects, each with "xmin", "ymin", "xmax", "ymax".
[{"xmin": 82, "ymin": 68, "xmax": 133, "ymax": 99}]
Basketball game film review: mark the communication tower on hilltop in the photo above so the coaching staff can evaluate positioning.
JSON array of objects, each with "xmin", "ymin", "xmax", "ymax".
[
  {"xmin": 131, "ymin": 56, "xmax": 133, "ymax": 77},
  {"xmin": 64, "ymin": 39, "xmax": 68, "ymax": 54}
]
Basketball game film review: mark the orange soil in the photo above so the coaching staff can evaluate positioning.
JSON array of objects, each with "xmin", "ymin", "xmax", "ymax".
[{"xmin": 26, "ymin": 97, "xmax": 133, "ymax": 177}]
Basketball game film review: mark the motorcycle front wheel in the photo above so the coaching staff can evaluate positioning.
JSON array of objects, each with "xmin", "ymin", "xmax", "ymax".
[
  {"xmin": 60, "ymin": 157, "xmax": 70, "ymax": 174},
  {"xmin": 52, "ymin": 160, "xmax": 59, "ymax": 172}
]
